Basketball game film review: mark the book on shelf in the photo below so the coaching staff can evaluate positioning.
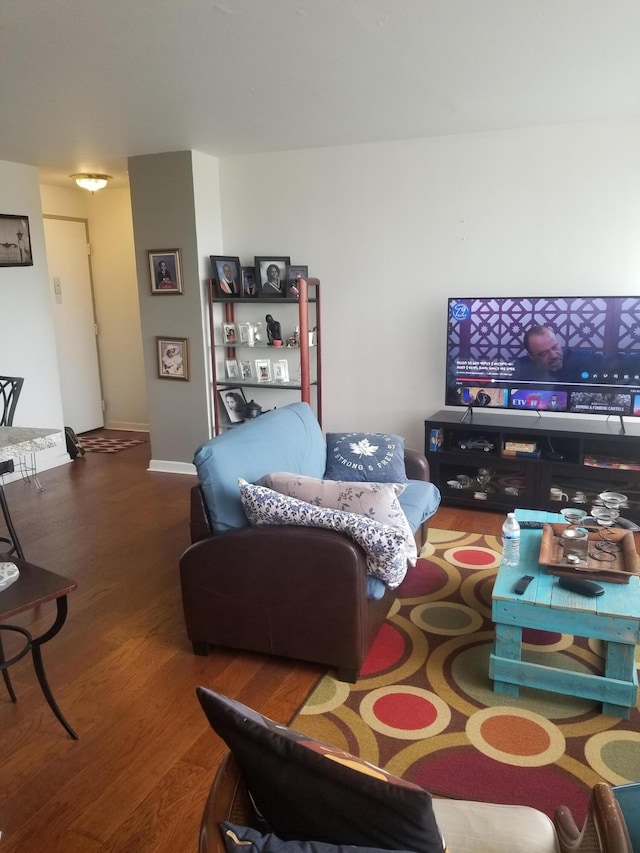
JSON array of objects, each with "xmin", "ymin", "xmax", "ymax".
[
  {"xmin": 501, "ymin": 447, "xmax": 541, "ymax": 458},
  {"xmin": 503, "ymin": 440, "xmax": 538, "ymax": 453},
  {"xmin": 584, "ymin": 454, "xmax": 640, "ymax": 471}
]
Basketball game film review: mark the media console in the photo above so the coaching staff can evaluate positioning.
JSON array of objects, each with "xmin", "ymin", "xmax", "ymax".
[{"xmin": 425, "ymin": 409, "xmax": 640, "ymax": 522}]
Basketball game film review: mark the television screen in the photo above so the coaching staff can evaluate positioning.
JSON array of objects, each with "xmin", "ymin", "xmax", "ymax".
[{"xmin": 445, "ymin": 296, "xmax": 640, "ymax": 418}]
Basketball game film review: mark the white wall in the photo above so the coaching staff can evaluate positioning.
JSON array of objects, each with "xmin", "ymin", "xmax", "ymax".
[
  {"xmin": 39, "ymin": 184, "xmax": 147, "ymax": 432},
  {"xmin": 0, "ymin": 160, "xmax": 68, "ymax": 474},
  {"xmin": 218, "ymin": 120, "xmax": 640, "ymax": 450}
]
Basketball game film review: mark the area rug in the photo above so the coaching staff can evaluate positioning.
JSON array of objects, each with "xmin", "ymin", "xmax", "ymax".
[
  {"xmin": 292, "ymin": 529, "xmax": 640, "ymax": 825},
  {"xmin": 79, "ymin": 435, "xmax": 146, "ymax": 454}
]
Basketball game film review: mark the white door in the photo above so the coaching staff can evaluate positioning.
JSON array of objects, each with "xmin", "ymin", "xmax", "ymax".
[{"xmin": 43, "ymin": 217, "xmax": 104, "ymax": 433}]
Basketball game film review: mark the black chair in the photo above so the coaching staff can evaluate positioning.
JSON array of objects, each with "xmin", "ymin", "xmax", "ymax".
[
  {"xmin": 0, "ymin": 376, "xmax": 26, "ymax": 703},
  {"xmin": 0, "ymin": 376, "xmax": 24, "ymax": 427},
  {"xmin": 0, "ymin": 376, "xmax": 26, "ymax": 559}
]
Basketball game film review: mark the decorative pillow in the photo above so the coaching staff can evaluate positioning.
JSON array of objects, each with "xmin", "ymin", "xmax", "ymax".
[
  {"xmin": 239, "ymin": 479, "xmax": 408, "ymax": 589},
  {"xmin": 197, "ymin": 688, "xmax": 446, "ymax": 853},
  {"xmin": 256, "ymin": 473, "xmax": 417, "ymax": 566},
  {"xmin": 221, "ymin": 822, "xmax": 420, "ymax": 852},
  {"xmin": 324, "ymin": 432, "xmax": 407, "ymax": 484}
]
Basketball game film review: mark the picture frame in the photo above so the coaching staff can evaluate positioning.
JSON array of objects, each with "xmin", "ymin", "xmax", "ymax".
[
  {"xmin": 239, "ymin": 360, "xmax": 253, "ymax": 380},
  {"xmin": 273, "ymin": 359, "xmax": 290, "ymax": 383},
  {"xmin": 222, "ymin": 322, "xmax": 237, "ymax": 344},
  {"xmin": 255, "ymin": 256, "xmax": 290, "ymax": 298},
  {"xmin": 241, "ymin": 266, "xmax": 258, "ymax": 298},
  {"xmin": 149, "ymin": 249, "xmax": 183, "ymax": 294},
  {"xmin": 157, "ymin": 337, "xmax": 189, "ymax": 380},
  {"xmin": 218, "ymin": 387, "xmax": 247, "ymax": 424},
  {"xmin": 225, "ymin": 359, "xmax": 239, "ymax": 380},
  {"xmin": 0, "ymin": 214, "xmax": 33, "ymax": 267},
  {"xmin": 238, "ymin": 322, "xmax": 251, "ymax": 344},
  {"xmin": 210, "ymin": 255, "xmax": 242, "ymax": 298},
  {"xmin": 287, "ymin": 264, "xmax": 308, "ymax": 298},
  {"xmin": 255, "ymin": 358, "xmax": 272, "ymax": 382}
]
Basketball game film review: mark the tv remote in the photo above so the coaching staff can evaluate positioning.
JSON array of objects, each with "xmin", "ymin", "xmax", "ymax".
[
  {"xmin": 514, "ymin": 575, "xmax": 534, "ymax": 594},
  {"xmin": 558, "ymin": 576, "xmax": 605, "ymax": 597},
  {"xmin": 518, "ymin": 521, "xmax": 544, "ymax": 529}
]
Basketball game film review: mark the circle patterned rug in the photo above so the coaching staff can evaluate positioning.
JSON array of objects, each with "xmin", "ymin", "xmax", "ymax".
[{"xmin": 292, "ymin": 529, "xmax": 640, "ymax": 824}]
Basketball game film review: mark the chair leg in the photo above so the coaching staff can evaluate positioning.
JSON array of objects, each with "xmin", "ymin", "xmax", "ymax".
[
  {"xmin": 0, "ymin": 634, "xmax": 17, "ymax": 703},
  {"xmin": 0, "ymin": 483, "xmax": 25, "ymax": 560}
]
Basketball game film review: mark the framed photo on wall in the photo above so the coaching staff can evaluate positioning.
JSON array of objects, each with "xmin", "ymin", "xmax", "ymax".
[
  {"xmin": 157, "ymin": 337, "xmax": 189, "ymax": 380},
  {"xmin": 149, "ymin": 249, "xmax": 183, "ymax": 294},
  {"xmin": 0, "ymin": 214, "xmax": 33, "ymax": 267},
  {"xmin": 218, "ymin": 387, "xmax": 247, "ymax": 423},
  {"xmin": 210, "ymin": 255, "xmax": 242, "ymax": 298},
  {"xmin": 255, "ymin": 256, "xmax": 290, "ymax": 298}
]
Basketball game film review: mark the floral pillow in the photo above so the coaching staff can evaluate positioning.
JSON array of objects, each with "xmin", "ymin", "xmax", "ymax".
[
  {"xmin": 239, "ymin": 479, "xmax": 408, "ymax": 588},
  {"xmin": 256, "ymin": 473, "xmax": 417, "ymax": 566}
]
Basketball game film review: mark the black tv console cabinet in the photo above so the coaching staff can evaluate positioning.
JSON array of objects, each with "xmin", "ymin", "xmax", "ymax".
[{"xmin": 425, "ymin": 409, "xmax": 640, "ymax": 522}]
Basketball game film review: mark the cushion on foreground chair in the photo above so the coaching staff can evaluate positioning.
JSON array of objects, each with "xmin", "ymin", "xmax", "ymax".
[{"xmin": 197, "ymin": 689, "xmax": 633, "ymax": 853}]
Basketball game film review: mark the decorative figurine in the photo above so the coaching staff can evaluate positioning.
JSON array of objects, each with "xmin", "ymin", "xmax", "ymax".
[{"xmin": 265, "ymin": 314, "xmax": 282, "ymax": 346}]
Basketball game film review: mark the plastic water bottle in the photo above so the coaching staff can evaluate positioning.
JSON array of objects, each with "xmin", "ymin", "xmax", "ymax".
[{"xmin": 502, "ymin": 513, "xmax": 521, "ymax": 566}]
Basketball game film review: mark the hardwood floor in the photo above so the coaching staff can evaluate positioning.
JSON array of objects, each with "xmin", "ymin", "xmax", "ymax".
[{"xmin": 0, "ymin": 436, "xmax": 503, "ymax": 852}]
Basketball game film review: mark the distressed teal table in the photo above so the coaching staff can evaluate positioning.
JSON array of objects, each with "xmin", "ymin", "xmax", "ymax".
[{"xmin": 490, "ymin": 508, "xmax": 640, "ymax": 718}]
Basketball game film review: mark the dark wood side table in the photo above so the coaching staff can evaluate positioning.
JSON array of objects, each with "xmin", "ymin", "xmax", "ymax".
[{"xmin": 0, "ymin": 558, "xmax": 78, "ymax": 738}]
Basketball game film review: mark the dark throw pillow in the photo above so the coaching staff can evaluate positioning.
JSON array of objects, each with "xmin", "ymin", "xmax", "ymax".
[
  {"xmin": 197, "ymin": 688, "xmax": 445, "ymax": 853},
  {"xmin": 324, "ymin": 433, "xmax": 407, "ymax": 483}
]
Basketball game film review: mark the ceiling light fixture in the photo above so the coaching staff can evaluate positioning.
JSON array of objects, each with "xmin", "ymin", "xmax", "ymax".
[{"xmin": 71, "ymin": 173, "xmax": 112, "ymax": 192}]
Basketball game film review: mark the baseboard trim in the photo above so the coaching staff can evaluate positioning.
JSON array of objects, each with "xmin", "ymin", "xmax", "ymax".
[
  {"xmin": 103, "ymin": 421, "xmax": 149, "ymax": 432},
  {"xmin": 148, "ymin": 459, "xmax": 196, "ymax": 475}
]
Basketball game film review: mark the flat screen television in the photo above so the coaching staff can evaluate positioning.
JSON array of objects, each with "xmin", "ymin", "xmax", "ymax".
[{"xmin": 445, "ymin": 296, "xmax": 640, "ymax": 419}]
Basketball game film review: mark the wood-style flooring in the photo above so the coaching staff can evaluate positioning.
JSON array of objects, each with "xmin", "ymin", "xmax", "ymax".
[{"xmin": 0, "ymin": 434, "xmax": 503, "ymax": 852}]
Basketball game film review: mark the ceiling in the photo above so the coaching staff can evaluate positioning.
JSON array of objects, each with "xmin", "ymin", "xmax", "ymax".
[{"xmin": 3, "ymin": 0, "xmax": 640, "ymax": 189}]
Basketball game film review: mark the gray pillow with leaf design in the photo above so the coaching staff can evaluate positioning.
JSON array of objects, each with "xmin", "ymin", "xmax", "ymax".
[{"xmin": 324, "ymin": 432, "xmax": 407, "ymax": 484}]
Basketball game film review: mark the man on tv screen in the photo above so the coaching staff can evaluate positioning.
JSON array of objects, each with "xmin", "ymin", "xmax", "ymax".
[{"xmin": 513, "ymin": 325, "xmax": 603, "ymax": 383}]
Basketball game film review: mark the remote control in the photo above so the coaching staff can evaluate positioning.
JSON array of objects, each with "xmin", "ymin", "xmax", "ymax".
[
  {"xmin": 558, "ymin": 576, "xmax": 605, "ymax": 597},
  {"xmin": 514, "ymin": 575, "xmax": 534, "ymax": 594},
  {"xmin": 518, "ymin": 521, "xmax": 544, "ymax": 529}
]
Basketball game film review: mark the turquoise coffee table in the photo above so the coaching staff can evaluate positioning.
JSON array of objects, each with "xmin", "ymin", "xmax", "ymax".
[{"xmin": 490, "ymin": 508, "xmax": 640, "ymax": 718}]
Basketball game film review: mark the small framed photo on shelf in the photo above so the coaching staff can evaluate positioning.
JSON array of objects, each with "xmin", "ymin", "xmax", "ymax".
[
  {"xmin": 157, "ymin": 337, "xmax": 189, "ymax": 380},
  {"xmin": 255, "ymin": 256, "xmax": 290, "ymax": 298},
  {"xmin": 218, "ymin": 387, "xmax": 247, "ymax": 424},
  {"xmin": 273, "ymin": 360, "xmax": 289, "ymax": 383},
  {"xmin": 242, "ymin": 266, "xmax": 258, "ymax": 298},
  {"xmin": 238, "ymin": 322, "xmax": 251, "ymax": 344},
  {"xmin": 239, "ymin": 360, "xmax": 253, "ymax": 380},
  {"xmin": 210, "ymin": 255, "xmax": 242, "ymax": 298},
  {"xmin": 226, "ymin": 359, "xmax": 239, "ymax": 380},
  {"xmin": 222, "ymin": 323, "xmax": 237, "ymax": 344},
  {"xmin": 287, "ymin": 265, "xmax": 308, "ymax": 298},
  {"xmin": 149, "ymin": 249, "xmax": 183, "ymax": 294},
  {"xmin": 0, "ymin": 214, "xmax": 33, "ymax": 267},
  {"xmin": 255, "ymin": 359, "xmax": 272, "ymax": 382}
]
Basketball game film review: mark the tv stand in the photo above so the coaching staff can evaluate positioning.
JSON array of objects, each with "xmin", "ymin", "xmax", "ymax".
[{"xmin": 425, "ymin": 409, "xmax": 640, "ymax": 521}]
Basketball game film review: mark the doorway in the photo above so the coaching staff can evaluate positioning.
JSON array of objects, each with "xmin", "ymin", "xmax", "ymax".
[{"xmin": 43, "ymin": 216, "xmax": 104, "ymax": 433}]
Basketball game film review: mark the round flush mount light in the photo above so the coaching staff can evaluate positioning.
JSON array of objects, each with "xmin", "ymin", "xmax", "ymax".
[{"xmin": 70, "ymin": 173, "xmax": 112, "ymax": 192}]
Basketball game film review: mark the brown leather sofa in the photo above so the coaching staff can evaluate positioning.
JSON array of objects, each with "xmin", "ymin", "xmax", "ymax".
[{"xmin": 181, "ymin": 448, "xmax": 430, "ymax": 682}]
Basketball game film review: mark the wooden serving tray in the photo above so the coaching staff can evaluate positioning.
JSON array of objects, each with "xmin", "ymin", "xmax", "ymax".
[{"xmin": 539, "ymin": 523, "xmax": 639, "ymax": 584}]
